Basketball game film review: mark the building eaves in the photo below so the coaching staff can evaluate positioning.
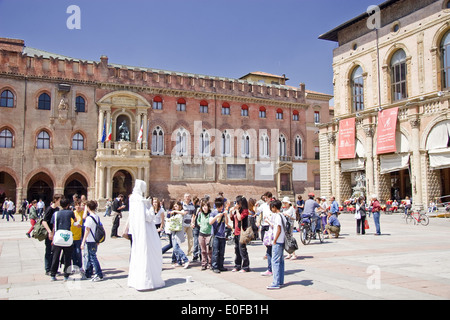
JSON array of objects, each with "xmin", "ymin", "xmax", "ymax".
[{"xmin": 318, "ymin": 0, "xmax": 401, "ymax": 42}]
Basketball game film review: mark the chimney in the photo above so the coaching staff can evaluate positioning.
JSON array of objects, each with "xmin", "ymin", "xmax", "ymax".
[
  {"xmin": 0, "ymin": 38, "xmax": 25, "ymax": 53},
  {"xmin": 100, "ymin": 55, "xmax": 108, "ymax": 67}
]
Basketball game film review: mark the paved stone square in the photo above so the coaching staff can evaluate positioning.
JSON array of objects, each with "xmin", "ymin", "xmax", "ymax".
[{"xmin": 1, "ymin": 212, "xmax": 450, "ymax": 300}]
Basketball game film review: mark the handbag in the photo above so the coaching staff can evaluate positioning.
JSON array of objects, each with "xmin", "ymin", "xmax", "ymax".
[
  {"xmin": 364, "ymin": 219, "xmax": 370, "ymax": 230},
  {"xmin": 53, "ymin": 211, "xmax": 73, "ymax": 247},
  {"xmin": 239, "ymin": 216, "xmax": 254, "ymax": 244},
  {"xmin": 263, "ymin": 226, "xmax": 274, "ymax": 246}
]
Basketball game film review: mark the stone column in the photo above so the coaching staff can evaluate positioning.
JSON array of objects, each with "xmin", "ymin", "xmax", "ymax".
[
  {"xmin": 106, "ymin": 166, "xmax": 112, "ymax": 200},
  {"xmin": 327, "ymin": 132, "xmax": 336, "ymax": 198},
  {"xmin": 363, "ymin": 124, "xmax": 375, "ymax": 197},
  {"xmin": 410, "ymin": 117, "xmax": 423, "ymax": 209},
  {"xmin": 99, "ymin": 165, "xmax": 105, "ymax": 200}
]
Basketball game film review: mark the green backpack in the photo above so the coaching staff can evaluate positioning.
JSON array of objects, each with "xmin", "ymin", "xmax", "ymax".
[{"xmin": 32, "ymin": 219, "xmax": 48, "ymax": 241}]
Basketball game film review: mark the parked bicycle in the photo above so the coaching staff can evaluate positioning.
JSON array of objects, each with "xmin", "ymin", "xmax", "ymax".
[
  {"xmin": 405, "ymin": 210, "xmax": 429, "ymax": 226},
  {"xmin": 299, "ymin": 214, "xmax": 323, "ymax": 245}
]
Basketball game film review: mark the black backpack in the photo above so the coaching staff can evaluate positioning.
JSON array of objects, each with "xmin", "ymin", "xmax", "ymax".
[{"xmin": 89, "ymin": 215, "xmax": 106, "ymax": 244}]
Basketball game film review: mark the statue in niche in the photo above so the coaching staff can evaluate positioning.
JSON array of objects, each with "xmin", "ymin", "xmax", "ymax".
[
  {"xmin": 58, "ymin": 96, "xmax": 69, "ymax": 111},
  {"xmin": 118, "ymin": 120, "xmax": 130, "ymax": 141}
]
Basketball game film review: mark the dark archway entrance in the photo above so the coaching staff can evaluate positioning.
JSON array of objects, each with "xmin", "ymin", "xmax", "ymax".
[
  {"xmin": 27, "ymin": 173, "xmax": 54, "ymax": 206},
  {"xmin": 64, "ymin": 173, "xmax": 88, "ymax": 202},
  {"xmin": 0, "ymin": 172, "xmax": 17, "ymax": 204},
  {"xmin": 390, "ymin": 169, "xmax": 412, "ymax": 201}
]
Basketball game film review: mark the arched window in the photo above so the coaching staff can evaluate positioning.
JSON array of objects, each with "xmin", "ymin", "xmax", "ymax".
[
  {"xmin": 199, "ymin": 129, "xmax": 210, "ymax": 156},
  {"xmin": 292, "ymin": 110, "xmax": 299, "ymax": 121},
  {"xmin": 241, "ymin": 104, "xmax": 249, "ymax": 117},
  {"xmin": 260, "ymin": 132, "xmax": 270, "ymax": 158},
  {"xmin": 441, "ymin": 31, "xmax": 450, "ymax": 89},
  {"xmin": 0, "ymin": 90, "xmax": 14, "ymax": 108},
  {"xmin": 176, "ymin": 98, "xmax": 186, "ymax": 111},
  {"xmin": 38, "ymin": 93, "xmax": 51, "ymax": 110},
  {"xmin": 75, "ymin": 96, "xmax": 86, "ymax": 112},
  {"xmin": 276, "ymin": 108, "xmax": 283, "ymax": 120},
  {"xmin": 391, "ymin": 50, "xmax": 407, "ymax": 101},
  {"xmin": 351, "ymin": 66, "xmax": 364, "ymax": 112},
  {"xmin": 221, "ymin": 130, "xmax": 231, "ymax": 156},
  {"xmin": 152, "ymin": 126, "xmax": 164, "ymax": 155},
  {"xmin": 241, "ymin": 132, "xmax": 250, "ymax": 158},
  {"xmin": 294, "ymin": 135, "xmax": 302, "ymax": 159},
  {"xmin": 222, "ymin": 102, "xmax": 230, "ymax": 115},
  {"xmin": 153, "ymin": 96, "xmax": 163, "ymax": 110},
  {"xmin": 72, "ymin": 133, "xmax": 84, "ymax": 150},
  {"xmin": 279, "ymin": 134, "xmax": 287, "ymax": 157},
  {"xmin": 259, "ymin": 106, "xmax": 266, "ymax": 118},
  {"xmin": 0, "ymin": 129, "xmax": 13, "ymax": 148},
  {"xmin": 176, "ymin": 128, "xmax": 188, "ymax": 156},
  {"xmin": 199, "ymin": 100, "xmax": 208, "ymax": 114},
  {"xmin": 37, "ymin": 130, "xmax": 50, "ymax": 149}
]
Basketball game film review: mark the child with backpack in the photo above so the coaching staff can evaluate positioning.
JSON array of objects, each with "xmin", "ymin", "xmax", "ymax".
[{"xmin": 81, "ymin": 200, "xmax": 104, "ymax": 282}]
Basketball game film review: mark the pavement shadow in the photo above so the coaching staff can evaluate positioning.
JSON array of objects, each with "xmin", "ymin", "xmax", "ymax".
[
  {"xmin": 164, "ymin": 277, "xmax": 190, "ymax": 288},
  {"xmin": 285, "ymin": 268, "xmax": 305, "ymax": 275},
  {"xmin": 283, "ymin": 279, "xmax": 313, "ymax": 287},
  {"xmin": 291, "ymin": 255, "xmax": 314, "ymax": 261},
  {"xmin": 102, "ymin": 268, "xmax": 128, "ymax": 280}
]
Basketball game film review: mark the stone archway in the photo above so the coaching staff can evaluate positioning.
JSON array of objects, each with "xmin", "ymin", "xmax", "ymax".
[
  {"xmin": 0, "ymin": 171, "xmax": 17, "ymax": 204},
  {"xmin": 64, "ymin": 173, "xmax": 88, "ymax": 201},
  {"xmin": 27, "ymin": 172, "xmax": 54, "ymax": 206}
]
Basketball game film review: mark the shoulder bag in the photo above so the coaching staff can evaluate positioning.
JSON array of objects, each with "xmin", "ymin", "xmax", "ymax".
[
  {"xmin": 53, "ymin": 211, "xmax": 73, "ymax": 247},
  {"xmin": 239, "ymin": 215, "xmax": 255, "ymax": 245}
]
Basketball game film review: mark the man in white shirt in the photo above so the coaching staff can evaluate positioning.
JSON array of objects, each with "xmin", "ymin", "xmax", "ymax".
[
  {"xmin": 267, "ymin": 199, "xmax": 286, "ymax": 290},
  {"xmin": 6, "ymin": 198, "xmax": 15, "ymax": 222},
  {"xmin": 37, "ymin": 199, "xmax": 45, "ymax": 218},
  {"xmin": 257, "ymin": 192, "xmax": 274, "ymax": 276}
]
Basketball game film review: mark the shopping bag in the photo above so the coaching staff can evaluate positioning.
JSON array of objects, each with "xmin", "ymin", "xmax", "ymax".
[{"xmin": 364, "ymin": 219, "xmax": 370, "ymax": 229}]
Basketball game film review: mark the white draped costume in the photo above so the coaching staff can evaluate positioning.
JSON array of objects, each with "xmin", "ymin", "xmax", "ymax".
[{"xmin": 127, "ymin": 179, "xmax": 165, "ymax": 291}]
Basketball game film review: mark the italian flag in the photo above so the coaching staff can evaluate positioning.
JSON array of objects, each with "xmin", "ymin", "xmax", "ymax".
[{"xmin": 106, "ymin": 119, "xmax": 112, "ymax": 142}]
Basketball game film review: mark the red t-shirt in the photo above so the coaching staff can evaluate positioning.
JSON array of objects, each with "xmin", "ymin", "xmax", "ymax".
[{"xmin": 232, "ymin": 209, "xmax": 248, "ymax": 236}]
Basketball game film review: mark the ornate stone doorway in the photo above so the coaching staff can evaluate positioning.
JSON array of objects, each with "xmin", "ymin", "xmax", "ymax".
[{"xmin": 112, "ymin": 170, "xmax": 133, "ymax": 198}]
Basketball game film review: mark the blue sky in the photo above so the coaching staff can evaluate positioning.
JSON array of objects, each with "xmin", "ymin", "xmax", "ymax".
[{"xmin": 0, "ymin": 0, "xmax": 379, "ymax": 97}]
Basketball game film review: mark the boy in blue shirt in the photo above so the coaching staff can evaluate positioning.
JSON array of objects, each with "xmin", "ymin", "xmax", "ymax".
[{"xmin": 209, "ymin": 198, "xmax": 231, "ymax": 273}]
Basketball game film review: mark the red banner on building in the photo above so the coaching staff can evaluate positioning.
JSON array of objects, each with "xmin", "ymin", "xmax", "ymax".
[
  {"xmin": 338, "ymin": 118, "xmax": 356, "ymax": 159},
  {"xmin": 376, "ymin": 107, "xmax": 399, "ymax": 155}
]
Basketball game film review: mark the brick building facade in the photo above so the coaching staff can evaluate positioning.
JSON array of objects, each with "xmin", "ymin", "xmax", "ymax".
[{"xmin": 0, "ymin": 37, "xmax": 331, "ymax": 206}]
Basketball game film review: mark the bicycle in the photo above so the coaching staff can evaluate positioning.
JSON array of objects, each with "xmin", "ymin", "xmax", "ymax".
[
  {"xmin": 299, "ymin": 214, "xmax": 324, "ymax": 245},
  {"xmin": 405, "ymin": 210, "xmax": 429, "ymax": 226}
]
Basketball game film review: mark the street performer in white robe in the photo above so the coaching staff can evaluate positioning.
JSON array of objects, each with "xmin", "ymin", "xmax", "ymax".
[{"xmin": 127, "ymin": 179, "xmax": 165, "ymax": 291}]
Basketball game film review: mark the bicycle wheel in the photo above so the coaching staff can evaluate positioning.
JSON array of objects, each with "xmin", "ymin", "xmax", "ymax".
[
  {"xmin": 300, "ymin": 227, "xmax": 310, "ymax": 245},
  {"xmin": 405, "ymin": 214, "xmax": 414, "ymax": 224},
  {"xmin": 419, "ymin": 214, "xmax": 429, "ymax": 226},
  {"xmin": 317, "ymin": 229, "xmax": 324, "ymax": 243}
]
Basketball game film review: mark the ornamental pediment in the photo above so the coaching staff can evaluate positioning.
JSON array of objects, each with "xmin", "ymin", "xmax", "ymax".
[{"xmin": 96, "ymin": 90, "xmax": 151, "ymax": 109}]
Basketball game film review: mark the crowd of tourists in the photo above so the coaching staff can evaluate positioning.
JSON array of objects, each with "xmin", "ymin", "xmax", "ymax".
[{"xmin": 1, "ymin": 186, "xmax": 386, "ymax": 290}]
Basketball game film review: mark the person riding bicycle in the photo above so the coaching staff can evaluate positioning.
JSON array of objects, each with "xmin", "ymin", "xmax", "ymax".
[{"xmin": 302, "ymin": 193, "xmax": 321, "ymax": 233}]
